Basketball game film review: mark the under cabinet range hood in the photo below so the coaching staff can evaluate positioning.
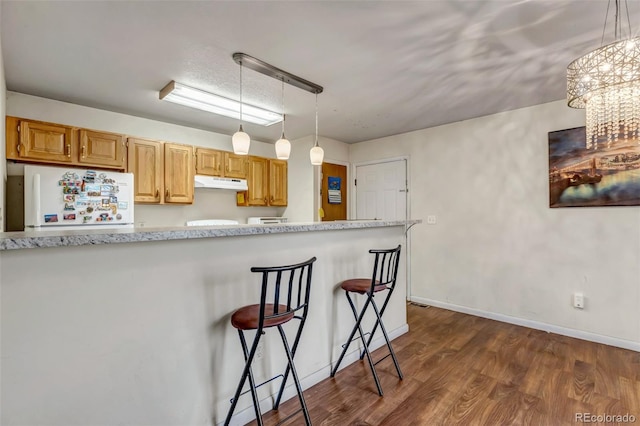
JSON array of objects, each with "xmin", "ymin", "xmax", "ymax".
[{"xmin": 194, "ymin": 175, "xmax": 248, "ymax": 190}]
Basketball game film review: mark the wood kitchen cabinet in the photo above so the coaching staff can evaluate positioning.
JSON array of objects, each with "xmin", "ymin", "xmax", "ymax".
[
  {"xmin": 6, "ymin": 116, "xmax": 76, "ymax": 164},
  {"xmin": 6, "ymin": 116, "xmax": 126, "ymax": 170},
  {"xmin": 164, "ymin": 143, "xmax": 194, "ymax": 204},
  {"xmin": 237, "ymin": 156, "xmax": 287, "ymax": 207},
  {"xmin": 79, "ymin": 129, "xmax": 126, "ymax": 169},
  {"xmin": 127, "ymin": 138, "xmax": 194, "ymax": 204},
  {"xmin": 269, "ymin": 159, "xmax": 288, "ymax": 206},
  {"xmin": 195, "ymin": 148, "xmax": 223, "ymax": 176},
  {"xmin": 224, "ymin": 152, "xmax": 248, "ymax": 179}
]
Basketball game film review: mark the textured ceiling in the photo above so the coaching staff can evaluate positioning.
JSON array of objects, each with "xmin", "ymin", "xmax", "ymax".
[{"xmin": 2, "ymin": 1, "xmax": 639, "ymax": 144}]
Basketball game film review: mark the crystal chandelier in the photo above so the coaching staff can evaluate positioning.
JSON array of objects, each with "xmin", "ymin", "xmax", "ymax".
[{"xmin": 567, "ymin": 0, "xmax": 640, "ymax": 149}]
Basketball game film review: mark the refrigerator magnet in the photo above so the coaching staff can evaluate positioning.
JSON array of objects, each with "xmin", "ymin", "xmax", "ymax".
[
  {"xmin": 44, "ymin": 214, "xmax": 58, "ymax": 223},
  {"xmin": 64, "ymin": 194, "xmax": 75, "ymax": 202},
  {"xmin": 101, "ymin": 198, "xmax": 110, "ymax": 206},
  {"xmin": 63, "ymin": 203, "xmax": 75, "ymax": 211},
  {"xmin": 110, "ymin": 196, "xmax": 117, "ymax": 203},
  {"xmin": 86, "ymin": 206, "xmax": 94, "ymax": 213},
  {"xmin": 63, "ymin": 213, "xmax": 76, "ymax": 221},
  {"xmin": 118, "ymin": 202, "xmax": 128, "ymax": 210},
  {"xmin": 116, "ymin": 213, "xmax": 122, "ymax": 220},
  {"xmin": 82, "ymin": 216, "xmax": 92, "ymax": 223}
]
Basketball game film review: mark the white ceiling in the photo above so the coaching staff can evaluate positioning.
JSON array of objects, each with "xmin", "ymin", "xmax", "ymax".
[{"xmin": 2, "ymin": 1, "xmax": 639, "ymax": 144}]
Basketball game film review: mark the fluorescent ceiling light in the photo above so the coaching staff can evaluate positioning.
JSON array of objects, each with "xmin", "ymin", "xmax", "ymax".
[{"xmin": 159, "ymin": 81, "xmax": 282, "ymax": 126}]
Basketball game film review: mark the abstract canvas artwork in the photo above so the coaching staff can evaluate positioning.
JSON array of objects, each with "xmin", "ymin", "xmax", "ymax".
[{"xmin": 548, "ymin": 127, "xmax": 640, "ymax": 207}]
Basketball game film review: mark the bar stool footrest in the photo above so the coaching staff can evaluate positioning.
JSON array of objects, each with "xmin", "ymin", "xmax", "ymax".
[
  {"xmin": 341, "ymin": 332, "xmax": 371, "ymax": 348},
  {"xmin": 373, "ymin": 352, "xmax": 391, "ymax": 366},
  {"xmin": 229, "ymin": 374, "xmax": 284, "ymax": 404}
]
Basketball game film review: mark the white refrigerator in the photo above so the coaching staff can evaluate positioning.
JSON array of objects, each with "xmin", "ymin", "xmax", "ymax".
[{"xmin": 24, "ymin": 165, "xmax": 135, "ymax": 231}]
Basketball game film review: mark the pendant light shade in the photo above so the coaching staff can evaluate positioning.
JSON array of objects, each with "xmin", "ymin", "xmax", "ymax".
[
  {"xmin": 233, "ymin": 62, "xmax": 250, "ymax": 155},
  {"xmin": 275, "ymin": 79, "xmax": 291, "ymax": 160},
  {"xmin": 232, "ymin": 125, "xmax": 250, "ymax": 155},
  {"xmin": 310, "ymin": 93, "xmax": 324, "ymax": 165},
  {"xmin": 275, "ymin": 134, "xmax": 291, "ymax": 160},
  {"xmin": 310, "ymin": 145, "xmax": 324, "ymax": 165}
]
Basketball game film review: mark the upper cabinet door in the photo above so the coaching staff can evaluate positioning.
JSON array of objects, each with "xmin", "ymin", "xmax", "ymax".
[
  {"xmin": 269, "ymin": 160, "xmax": 288, "ymax": 206},
  {"xmin": 195, "ymin": 148, "xmax": 223, "ymax": 176},
  {"xmin": 247, "ymin": 156, "xmax": 269, "ymax": 206},
  {"xmin": 79, "ymin": 130, "xmax": 126, "ymax": 169},
  {"xmin": 128, "ymin": 138, "xmax": 162, "ymax": 204},
  {"xmin": 19, "ymin": 120, "xmax": 75, "ymax": 163},
  {"xmin": 164, "ymin": 143, "xmax": 194, "ymax": 204},
  {"xmin": 224, "ymin": 152, "xmax": 248, "ymax": 179}
]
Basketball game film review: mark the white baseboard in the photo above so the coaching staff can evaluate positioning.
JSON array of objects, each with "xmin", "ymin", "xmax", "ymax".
[
  {"xmin": 222, "ymin": 323, "xmax": 409, "ymax": 426},
  {"xmin": 410, "ymin": 296, "xmax": 640, "ymax": 352}
]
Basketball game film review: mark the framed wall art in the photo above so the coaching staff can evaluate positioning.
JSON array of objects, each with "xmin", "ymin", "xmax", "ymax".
[{"xmin": 548, "ymin": 126, "xmax": 640, "ymax": 207}]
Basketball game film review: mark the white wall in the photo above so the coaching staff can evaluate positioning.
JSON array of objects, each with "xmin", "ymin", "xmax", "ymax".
[
  {"xmin": 350, "ymin": 100, "xmax": 640, "ymax": 350},
  {"xmin": 6, "ymin": 92, "xmax": 293, "ymax": 226},
  {"xmin": 0, "ymin": 4, "xmax": 7, "ymax": 231}
]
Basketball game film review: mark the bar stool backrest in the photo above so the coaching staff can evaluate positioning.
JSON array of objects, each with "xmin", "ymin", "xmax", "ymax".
[
  {"xmin": 251, "ymin": 257, "xmax": 317, "ymax": 331},
  {"xmin": 370, "ymin": 245, "xmax": 401, "ymax": 291}
]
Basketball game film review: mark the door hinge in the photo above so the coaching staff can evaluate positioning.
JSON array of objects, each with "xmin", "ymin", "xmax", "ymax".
[{"xmin": 354, "ymin": 179, "xmax": 357, "ymax": 186}]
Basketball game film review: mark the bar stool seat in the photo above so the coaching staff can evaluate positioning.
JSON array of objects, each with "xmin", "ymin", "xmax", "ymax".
[
  {"xmin": 231, "ymin": 304, "xmax": 294, "ymax": 329},
  {"xmin": 340, "ymin": 279, "xmax": 384, "ymax": 294}
]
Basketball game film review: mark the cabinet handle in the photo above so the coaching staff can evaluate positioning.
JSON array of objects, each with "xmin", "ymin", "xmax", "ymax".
[
  {"xmin": 81, "ymin": 144, "xmax": 86, "ymax": 158},
  {"xmin": 66, "ymin": 143, "xmax": 71, "ymax": 157},
  {"xmin": 16, "ymin": 143, "xmax": 21, "ymax": 154},
  {"xmin": 165, "ymin": 189, "xmax": 170, "ymax": 199},
  {"xmin": 264, "ymin": 197, "xmax": 268, "ymax": 204},
  {"xmin": 155, "ymin": 189, "xmax": 159, "ymax": 198}
]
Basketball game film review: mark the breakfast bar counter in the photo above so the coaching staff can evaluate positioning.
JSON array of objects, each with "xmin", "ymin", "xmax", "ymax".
[{"xmin": 0, "ymin": 220, "xmax": 419, "ymax": 426}]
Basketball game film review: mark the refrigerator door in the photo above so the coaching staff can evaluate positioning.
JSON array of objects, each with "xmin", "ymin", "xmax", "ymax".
[{"xmin": 24, "ymin": 165, "xmax": 135, "ymax": 230}]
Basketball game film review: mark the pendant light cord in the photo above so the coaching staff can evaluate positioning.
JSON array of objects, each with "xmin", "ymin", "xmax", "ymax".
[
  {"xmin": 315, "ymin": 93, "xmax": 319, "ymax": 147},
  {"xmin": 239, "ymin": 63, "xmax": 243, "ymax": 126},
  {"xmin": 281, "ymin": 78, "xmax": 286, "ymax": 138}
]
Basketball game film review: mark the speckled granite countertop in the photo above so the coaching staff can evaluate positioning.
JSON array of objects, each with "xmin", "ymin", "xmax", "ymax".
[{"xmin": 0, "ymin": 220, "xmax": 421, "ymax": 251}]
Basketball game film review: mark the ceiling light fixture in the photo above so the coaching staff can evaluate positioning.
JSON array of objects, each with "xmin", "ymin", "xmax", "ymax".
[
  {"xmin": 275, "ymin": 79, "xmax": 291, "ymax": 160},
  {"xmin": 232, "ymin": 53, "xmax": 324, "ymax": 164},
  {"xmin": 232, "ymin": 62, "xmax": 250, "ymax": 155},
  {"xmin": 310, "ymin": 94, "xmax": 324, "ymax": 165},
  {"xmin": 159, "ymin": 81, "xmax": 282, "ymax": 127},
  {"xmin": 567, "ymin": 0, "xmax": 640, "ymax": 149}
]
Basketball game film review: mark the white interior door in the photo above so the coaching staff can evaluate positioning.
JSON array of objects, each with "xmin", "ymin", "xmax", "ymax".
[{"xmin": 355, "ymin": 160, "xmax": 407, "ymax": 220}]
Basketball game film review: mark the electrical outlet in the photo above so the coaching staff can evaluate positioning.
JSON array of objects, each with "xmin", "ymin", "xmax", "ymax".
[
  {"xmin": 573, "ymin": 293, "xmax": 585, "ymax": 309},
  {"xmin": 427, "ymin": 215, "xmax": 437, "ymax": 225}
]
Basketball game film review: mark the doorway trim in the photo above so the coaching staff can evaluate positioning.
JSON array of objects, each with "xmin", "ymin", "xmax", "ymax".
[{"xmin": 352, "ymin": 156, "xmax": 413, "ymax": 302}]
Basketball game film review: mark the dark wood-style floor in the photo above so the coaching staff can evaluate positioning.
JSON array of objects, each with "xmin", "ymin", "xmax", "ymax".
[{"xmin": 251, "ymin": 303, "xmax": 640, "ymax": 425}]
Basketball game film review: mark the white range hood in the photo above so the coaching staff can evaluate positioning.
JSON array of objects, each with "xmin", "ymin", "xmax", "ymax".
[{"xmin": 194, "ymin": 175, "xmax": 248, "ymax": 190}]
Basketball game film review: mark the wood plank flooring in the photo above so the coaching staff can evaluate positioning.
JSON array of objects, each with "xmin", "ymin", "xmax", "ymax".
[{"xmin": 251, "ymin": 303, "xmax": 640, "ymax": 425}]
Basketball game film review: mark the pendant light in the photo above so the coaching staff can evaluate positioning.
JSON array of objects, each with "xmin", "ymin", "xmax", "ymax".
[
  {"xmin": 310, "ymin": 93, "xmax": 324, "ymax": 165},
  {"xmin": 232, "ymin": 62, "xmax": 250, "ymax": 155},
  {"xmin": 274, "ymin": 78, "xmax": 291, "ymax": 160}
]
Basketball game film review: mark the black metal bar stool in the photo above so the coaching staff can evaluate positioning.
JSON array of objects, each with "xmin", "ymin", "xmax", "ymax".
[
  {"xmin": 224, "ymin": 257, "xmax": 317, "ymax": 426},
  {"xmin": 330, "ymin": 245, "xmax": 402, "ymax": 396}
]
